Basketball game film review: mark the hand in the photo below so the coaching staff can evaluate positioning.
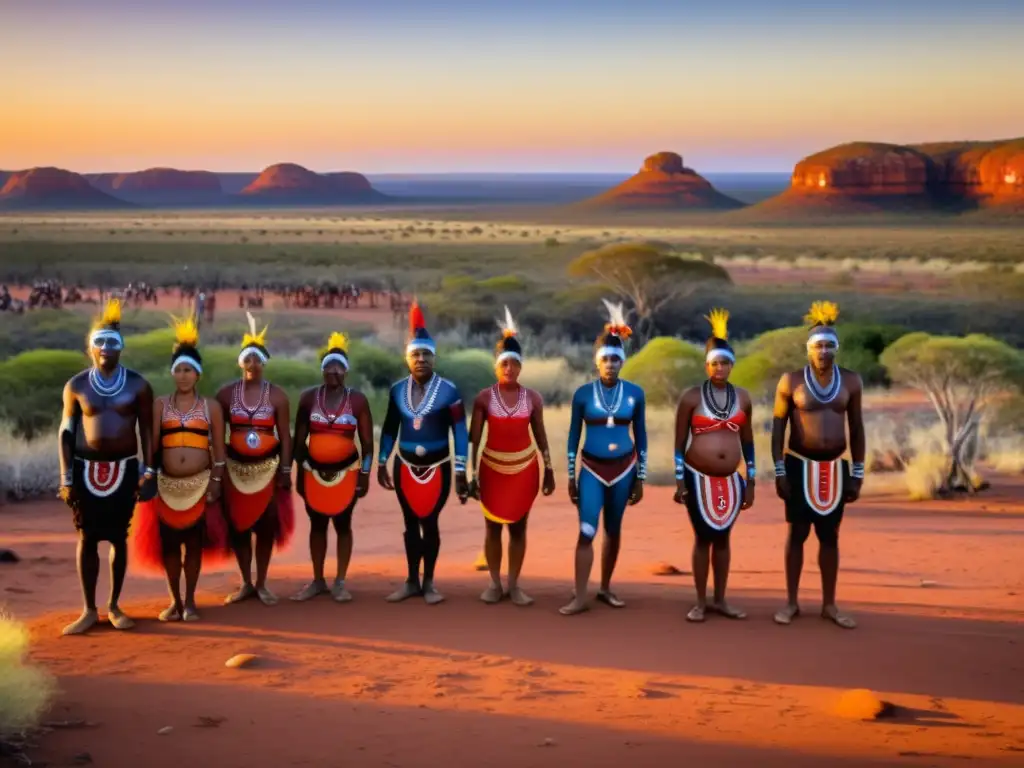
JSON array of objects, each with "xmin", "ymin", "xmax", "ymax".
[
  {"xmin": 568, "ymin": 478, "xmax": 579, "ymax": 505},
  {"xmin": 629, "ymin": 478, "xmax": 644, "ymax": 505},
  {"xmin": 468, "ymin": 478, "xmax": 480, "ymax": 500},
  {"xmin": 356, "ymin": 471, "xmax": 370, "ymax": 498},
  {"xmin": 673, "ymin": 479, "xmax": 688, "ymax": 505},
  {"xmin": 455, "ymin": 472, "xmax": 470, "ymax": 504},
  {"xmin": 775, "ymin": 475, "xmax": 790, "ymax": 502},
  {"xmin": 542, "ymin": 468, "xmax": 556, "ymax": 496},
  {"xmin": 844, "ymin": 477, "xmax": 862, "ymax": 504},
  {"xmin": 377, "ymin": 465, "xmax": 394, "ymax": 491},
  {"xmin": 137, "ymin": 474, "xmax": 158, "ymax": 502},
  {"xmin": 276, "ymin": 468, "xmax": 292, "ymax": 491},
  {"xmin": 742, "ymin": 479, "xmax": 755, "ymax": 510},
  {"xmin": 58, "ymin": 484, "xmax": 79, "ymax": 509}
]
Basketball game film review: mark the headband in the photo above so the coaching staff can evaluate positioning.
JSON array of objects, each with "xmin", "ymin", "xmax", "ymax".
[
  {"xmin": 238, "ymin": 346, "xmax": 269, "ymax": 366},
  {"xmin": 171, "ymin": 355, "xmax": 203, "ymax": 375},
  {"xmin": 90, "ymin": 329, "xmax": 123, "ymax": 346},
  {"xmin": 407, "ymin": 339, "xmax": 436, "ymax": 355},
  {"xmin": 595, "ymin": 346, "xmax": 626, "ymax": 362},
  {"xmin": 706, "ymin": 348, "xmax": 735, "ymax": 364},
  {"xmin": 496, "ymin": 350, "xmax": 522, "ymax": 364},
  {"xmin": 321, "ymin": 352, "xmax": 349, "ymax": 371},
  {"xmin": 807, "ymin": 330, "xmax": 839, "ymax": 349}
]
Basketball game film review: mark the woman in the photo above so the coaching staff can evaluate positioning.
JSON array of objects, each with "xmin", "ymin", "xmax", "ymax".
[
  {"xmin": 561, "ymin": 300, "xmax": 647, "ymax": 616},
  {"xmin": 215, "ymin": 312, "xmax": 295, "ymax": 606},
  {"xmin": 130, "ymin": 314, "xmax": 229, "ymax": 622},
  {"xmin": 673, "ymin": 308, "xmax": 755, "ymax": 622},
  {"xmin": 468, "ymin": 308, "xmax": 555, "ymax": 606},
  {"xmin": 291, "ymin": 332, "xmax": 374, "ymax": 603}
]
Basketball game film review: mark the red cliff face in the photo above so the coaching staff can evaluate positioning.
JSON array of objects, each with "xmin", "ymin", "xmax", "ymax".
[
  {"xmin": 579, "ymin": 152, "xmax": 742, "ymax": 210},
  {"xmin": 0, "ymin": 167, "xmax": 130, "ymax": 209},
  {"xmin": 240, "ymin": 163, "xmax": 382, "ymax": 203},
  {"xmin": 87, "ymin": 168, "xmax": 224, "ymax": 205},
  {"xmin": 791, "ymin": 143, "xmax": 930, "ymax": 196}
]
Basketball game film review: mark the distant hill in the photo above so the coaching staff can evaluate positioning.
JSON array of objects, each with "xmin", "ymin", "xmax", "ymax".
[
  {"xmin": 0, "ymin": 167, "xmax": 133, "ymax": 210},
  {"xmin": 238, "ymin": 163, "xmax": 387, "ymax": 204},
  {"xmin": 573, "ymin": 152, "xmax": 744, "ymax": 211},
  {"xmin": 86, "ymin": 168, "xmax": 224, "ymax": 206}
]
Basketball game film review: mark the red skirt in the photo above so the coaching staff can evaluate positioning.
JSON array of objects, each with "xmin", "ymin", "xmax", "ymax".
[
  {"xmin": 130, "ymin": 491, "xmax": 231, "ymax": 575},
  {"xmin": 394, "ymin": 456, "xmax": 451, "ymax": 519},
  {"xmin": 224, "ymin": 457, "xmax": 295, "ymax": 549},
  {"xmin": 479, "ymin": 452, "xmax": 539, "ymax": 525}
]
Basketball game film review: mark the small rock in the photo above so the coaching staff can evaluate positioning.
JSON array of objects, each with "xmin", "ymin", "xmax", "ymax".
[
  {"xmin": 834, "ymin": 689, "xmax": 889, "ymax": 720},
  {"xmin": 225, "ymin": 653, "xmax": 258, "ymax": 669},
  {"xmin": 539, "ymin": 737, "xmax": 556, "ymax": 747},
  {"xmin": 157, "ymin": 726, "xmax": 173, "ymax": 735},
  {"xmin": 0, "ymin": 549, "xmax": 19, "ymax": 564},
  {"xmin": 920, "ymin": 580, "xmax": 938, "ymax": 588},
  {"xmin": 651, "ymin": 562, "xmax": 684, "ymax": 576},
  {"xmin": 73, "ymin": 753, "xmax": 93, "ymax": 765}
]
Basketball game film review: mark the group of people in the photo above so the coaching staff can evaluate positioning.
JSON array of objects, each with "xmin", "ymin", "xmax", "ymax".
[{"xmin": 56, "ymin": 294, "xmax": 865, "ymax": 636}]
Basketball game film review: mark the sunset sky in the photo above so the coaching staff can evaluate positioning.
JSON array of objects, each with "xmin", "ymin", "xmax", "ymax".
[{"xmin": 3, "ymin": 0, "xmax": 1022, "ymax": 173}]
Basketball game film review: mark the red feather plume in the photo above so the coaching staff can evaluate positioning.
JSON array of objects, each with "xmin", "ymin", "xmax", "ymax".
[{"xmin": 409, "ymin": 301, "xmax": 426, "ymax": 333}]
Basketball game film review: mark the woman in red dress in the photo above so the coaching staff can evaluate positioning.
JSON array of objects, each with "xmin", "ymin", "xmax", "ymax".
[{"xmin": 469, "ymin": 308, "xmax": 555, "ymax": 606}]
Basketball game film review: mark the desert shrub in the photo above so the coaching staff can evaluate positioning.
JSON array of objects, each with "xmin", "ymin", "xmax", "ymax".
[
  {"xmin": 435, "ymin": 349, "xmax": 495, "ymax": 400},
  {"xmin": 519, "ymin": 358, "xmax": 587, "ymax": 406},
  {"xmin": 346, "ymin": 341, "xmax": 406, "ymax": 390},
  {"xmin": 0, "ymin": 350, "xmax": 87, "ymax": 438},
  {"xmin": 0, "ymin": 424, "xmax": 59, "ymax": 500},
  {"xmin": 620, "ymin": 337, "xmax": 705, "ymax": 407},
  {"xmin": 0, "ymin": 609, "xmax": 57, "ymax": 738}
]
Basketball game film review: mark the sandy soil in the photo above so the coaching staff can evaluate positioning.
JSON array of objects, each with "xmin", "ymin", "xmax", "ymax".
[{"xmin": 2, "ymin": 477, "xmax": 1023, "ymax": 767}]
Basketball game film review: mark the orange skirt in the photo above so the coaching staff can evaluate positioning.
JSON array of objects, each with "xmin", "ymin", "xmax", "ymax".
[{"xmin": 224, "ymin": 456, "xmax": 295, "ymax": 548}]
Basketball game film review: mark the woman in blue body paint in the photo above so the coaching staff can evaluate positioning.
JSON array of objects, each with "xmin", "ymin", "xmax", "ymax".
[{"xmin": 560, "ymin": 300, "xmax": 647, "ymax": 616}]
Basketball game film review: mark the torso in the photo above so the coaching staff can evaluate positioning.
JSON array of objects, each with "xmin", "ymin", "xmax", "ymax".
[
  {"xmin": 71, "ymin": 366, "xmax": 145, "ymax": 459},
  {"xmin": 160, "ymin": 393, "xmax": 211, "ymax": 477},
  {"xmin": 576, "ymin": 378, "xmax": 642, "ymax": 460},
  {"xmin": 226, "ymin": 380, "xmax": 279, "ymax": 458},
  {"xmin": 483, "ymin": 384, "xmax": 535, "ymax": 454},
  {"xmin": 685, "ymin": 381, "xmax": 748, "ymax": 477},
  {"xmin": 786, "ymin": 365, "xmax": 854, "ymax": 460},
  {"xmin": 392, "ymin": 375, "xmax": 461, "ymax": 459},
  {"xmin": 306, "ymin": 385, "xmax": 358, "ymax": 464}
]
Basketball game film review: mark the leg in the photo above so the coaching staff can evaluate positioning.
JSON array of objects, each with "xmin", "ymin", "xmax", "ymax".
[
  {"xmin": 597, "ymin": 471, "xmax": 633, "ymax": 608},
  {"xmin": 560, "ymin": 472, "xmax": 601, "ymax": 616},
  {"xmin": 814, "ymin": 514, "xmax": 855, "ymax": 628},
  {"xmin": 331, "ymin": 509, "xmax": 354, "ymax": 602},
  {"xmin": 160, "ymin": 527, "xmax": 184, "ymax": 621},
  {"xmin": 63, "ymin": 534, "xmax": 100, "ymax": 635},
  {"xmin": 506, "ymin": 517, "xmax": 532, "ymax": 606},
  {"xmin": 481, "ymin": 519, "xmax": 504, "ymax": 603},
  {"xmin": 387, "ymin": 485, "xmax": 424, "ymax": 602},
  {"xmin": 181, "ymin": 524, "xmax": 203, "ymax": 621},
  {"xmin": 420, "ymin": 511, "xmax": 445, "ymax": 604},
  {"xmin": 225, "ymin": 526, "xmax": 256, "ymax": 604},
  {"xmin": 292, "ymin": 510, "xmax": 330, "ymax": 601},
  {"xmin": 687, "ymin": 537, "xmax": 712, "ymax": 622},
  {"xmin": 107, "ymin": 537, "xmax": 135, "ymax": 630},
  {"xmin": 709, "ymin": 531, "xmax": 746, "ymax": 619},
  {"xmin": 253, "ymin": 504, "xmax": 278, "ymax": 605},
  {"xmin": 774, "ymin": 521, "xmax": 811, "ymax": 625}
]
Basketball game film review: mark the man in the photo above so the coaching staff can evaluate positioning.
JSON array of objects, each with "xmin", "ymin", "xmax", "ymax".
[
  {"xmin": 772, "ymin": 301, "xmax": 865, "ymax": 629},
  {"xmin": 560, "ymin": 300, "xmax": 647, "ymax": 616},
  {"xmin": 58, "ymin": 298, "xmax": 155, "ymax": 636},
  {"xmin": 378, "ymin": 301, "xmax": 470, "ymax": 604}
]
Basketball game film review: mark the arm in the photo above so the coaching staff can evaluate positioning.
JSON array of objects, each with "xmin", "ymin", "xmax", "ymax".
[
  {"xmin": 449, "ymin": 396, "xmax": 469, "ymax": 476},
  {"xmin": 468, "ymin": 390, "xmax": 489, "ymax": 478},
  {"xmin": 207, "ymin": 399, "xmax": 226, "ymax": 499},
  {"xmin": 846, "ymin": 372, "xmax": 866, "ymax": 481},
  {"xmin": 273, "ymin": 386, "xmax": 293, "ymax": 487},
  {"xmin": 771, "ymin": 373, "xmax": 793, "ymax": 479},
  {"xmin": 528, "ymin": 390, "xmax": 552, "ymax": 471},
  {"xmin": 632, "ymin": 388, "xmax": 648, "ymax": 482},
  {"xmin": 378, "ymin": 388, "xmax": 400, "ymax": 464},
  {"xmin": 58, "ymin": 381, "xmax": 79, "ymax": 489},
  {"xmin": 138, "ymin": 380, "xmax": 155, "ymax": 477},
  {"xmin": 739, "ymin": 388, "xmax": 756, "ymax": 481},
  {"xmin": 567, "ymin": 388, "xmax": 584, "ymax": 484},
  {"xmin": 673, "ymin": 390, "xmax": 697, "ymax": 490},
  {"xmin": 150, "ymin": 396, "xmax": 164, "ymax": 469},
  {"xmin": 292, "ymin": 389, "xmax": 313, "ymax": 467},
  {"xmin": 354, "ymin": 391, "xmax": 375, "ymax": 475}
]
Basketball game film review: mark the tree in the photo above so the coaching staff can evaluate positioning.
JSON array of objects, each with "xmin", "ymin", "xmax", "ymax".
[
  {"xmin": 567, "ymin": 243, "xmax": 731, "ymax": 345},
  {"xmin": 620, "ymin": 337, "xmax": 705, "ymax": 406},
  {"xmin": 880, "ymin": 333, "xmax": 1024, "ymax": 494}
]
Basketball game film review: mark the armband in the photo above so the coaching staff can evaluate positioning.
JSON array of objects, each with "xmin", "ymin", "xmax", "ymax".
[
  {"xmin": 851, "ymin": 462, "xmax": 865, "ymax": 479},
  {"xmin": 360, "ymin": 454, "xmax": 373, "ymax": 474},
  {"xmin": 674, "ymin": 450, "xmax": 685, "ymax": 481},
  {"xmin": 637, "ymin": 450, "xmax": 647, "ymax": 481},
  {"xmin": 454, "ymin": 455, "xmax": 467, "ymax": 474},
  {"xmin": 741, "ymin": 441, "xmax": 755, "ymax": 469},
  {"xmin": 567, "ymin": 451, "xmax": 577, "ymax": 481},
  {"xmin": 774, "ymin": 460, "xmax": 786, "ymax": 478}
]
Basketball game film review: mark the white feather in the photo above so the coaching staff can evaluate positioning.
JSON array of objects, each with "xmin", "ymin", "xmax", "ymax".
[
  {"xmin": 246, "ymin": 311, "xmax": 257, "ymax": 338},
  {"xmin": 601, "ymin": 298, "xmax": 626, "ymax": 328},
  {"xmin": 497, "ymin": 305, "xmax": 518, "ymax": 335}
]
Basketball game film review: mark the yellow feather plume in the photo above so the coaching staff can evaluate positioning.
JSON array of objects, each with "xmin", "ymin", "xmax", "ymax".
[
  {"xmin": 705, "ymin": 308, "xmax": 729, "ymax": 340},
  {"xmin": 804, "ymin": 300, "xmax": 839, "ymax": 327},
  {"xmin": 326, "ymin": 331, "xmax": 349, "ymax": 353},
  {"xmin": 171, "ymin": 314, "xmax": 199, "ymax": 347},
  {"xmin": 100, "ymin": 297, "xmax": 122, "ymax": 326},
  {"xmin": 241, "ymin": 311, "xmax": 268, "ymax": 348}
]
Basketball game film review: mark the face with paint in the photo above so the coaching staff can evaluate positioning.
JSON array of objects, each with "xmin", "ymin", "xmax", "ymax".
[
  {"xmin": 597, "ymin": 353, "xmax": 622, "ymax": 383},
  {"xmin": 495, "ymin": 357, "xmax": 521, "ymax": 386},
  {"xmin": 808, "ymin": 337, "xmax": 838, "ymax": 373},
  {"xmin": 240, "ymin": 349, "xmax": 264, "ymax": 381},
  {"xmin": 322, "ymin": 359, "xmax": 347, "ymax": 389},
  {"xmin": 406, "ymin": 348, "xmax": 434, "ymax": 381},
  {"xmin": 89, "ymin": 330, "xmax": 122, "ymax": 371},
  {"xmin": 173, "ymin": 361, "xmax": 199, "ymax": 394},
  {"xmin": 705, "ymin": 355, "xmax": 733, "ymax": 384}
]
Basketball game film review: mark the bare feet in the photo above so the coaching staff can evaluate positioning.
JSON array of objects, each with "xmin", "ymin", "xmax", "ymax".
[
  {"xmin": 290, "ymin": 579, "xmax": 328, "ymax": 602},
  {"xmin": 62, "ymin": 609, "xmax": 99, "ymax": 636},
  {"xmin": 596, "ymin": 589, "xmax": 625, "ymax": 608},
  {"xmin": 821, "ymin": 604, "xmax": 857, "ymax": 629},
  {"xmin": 385, "ymin": 581, "xmax": 422, "ymax": 603},
  {"xmin": 508, "ymin": 586, "xmax": 534, "ymax": 607},
  {"xmin": 773, "ymin": 603, "xmax": 801, "ymax": 625},
  {"xmin": 331, "ymin": 579, "xmax": 353, "ymax": 603},
  {"xmin": 182, "ymin": 605, "xmax": 200, "ymax": 622},
  {"xmin": 225, "ymin": 583, "xmax": 256, "ymax": 605},
  {"xmin": 107, "ymin": 606, "xmax": 135, "ymax": 630},
  {"xmin": 710, "ymin": 602, "xmax": 748, "ymax": 620},
  {"xmin": 480, "ymin": 582, "xmax": 503, "ymax": 604},
  {"xmin": 256, "ymin": 586, "xmax": 278, "ymax": 606},
  {"xmin": 686, "ymin": 604, "xmax": 706, "ymax": 623},
  {"xmin": 422, "ymin": 580, "xmax": 445, "ymax": 605},
  {"xmin": 559, "ymin": 598, "xmax": 589, "ymax": 616},
  {"xmin": 159, "ymin": 604, "xmax": 182, "ymax": 622}
]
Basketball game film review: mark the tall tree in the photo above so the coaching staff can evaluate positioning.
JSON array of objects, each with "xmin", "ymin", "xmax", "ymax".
[
  {"xmin": 880, "ymin": 333, "xmax": 1024, "ymax": 494},
  {"xmin": 567, "ymin": 243, "xmax": 731, "ymax": 345}
]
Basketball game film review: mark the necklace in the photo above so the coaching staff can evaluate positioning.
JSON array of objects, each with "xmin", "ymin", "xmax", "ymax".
[
  {"xmin": 492, "ymin": 384, "xmax": 525, "ymax": 418},
  {"xmin": 168, "ymin": 391, "xmax": 202, "ymax": 424},
  {"xmin": 702, "ymin": 380, "xmax": 735, "ymax": 420},
  {"xmin": 237, "ymin": 380, "xmax": 269, "ymax": 450},
  {"xmin": 804, "ymin": 364, "xmax": 841, "ymax": 404},
  {"xmin": 593, "ymin": 380, "xmax": 624, "ymax": 428},
  {"xmin": 317, "ymin": 385, "xmax": 350, "ymax": 425},
  {"xmin": 89, "ymin": 366, "xmax": 126, "ymax": 398},
  {"xmin": 405, "ymin": 375, "xmax": 441, "ymax": 430}
]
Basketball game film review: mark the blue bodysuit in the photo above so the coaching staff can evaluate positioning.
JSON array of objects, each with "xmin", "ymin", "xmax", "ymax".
[
  {"xmin": 567, "ymin": 378, "xmax": 647, "ymax": 540},
  {"xmin": 379, "ymin": 374, "xmax": 468, "ymax": 472}
]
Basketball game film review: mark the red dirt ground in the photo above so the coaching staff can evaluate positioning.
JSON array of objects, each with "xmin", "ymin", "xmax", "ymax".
[{"xmin": 2, "ymin": 477, "xmax": 1023, "ymax": 767}]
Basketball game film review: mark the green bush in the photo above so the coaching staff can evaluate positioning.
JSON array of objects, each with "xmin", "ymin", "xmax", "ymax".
[
  {"xmin": 0, "ymin": 349, "xmax": 88, "ymax": 438},
  {"xmin": 346, "ymin": 340, "xmax": 406, "ymax": 390},
  {"xmin": 621, "ymin": 337, "xmax": 705, "ymax": 406},
  {"xmin": 435, "ymin": 349, "xmax": 496, "ymax": 400}
]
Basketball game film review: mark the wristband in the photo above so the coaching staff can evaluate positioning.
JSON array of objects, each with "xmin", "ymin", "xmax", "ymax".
[
  {"xmin": 454, "ymin": 456, "xmax": 467, "ymax": 474},
  {"xmin": 567, "ymin": 450, "xmax": 577, "ymax": 481},
  {"xmin": 774, "ymin": 460, "xmax": 786, "ymax": 478},
  {"xmin": 360, "ymin": 454, "xmax": 373, "ymax": 474},
  {"xmin": 213, "ymin": 460, "xmax": 226, "ymax": 468},
  {"xmin": 674, "ymin": 450, "xmax": 685, "ymax": 481},
  {"xmin": 851, "ymin": 462, "xmax": 865, "ymax": 479},
  {"xmin": 637, "ymin": 450, "xmax": 647, "ymax": 482},
  {"xmin": 61, "ymin": 471, "xmax": 73, "ymax": 486},
  {"xmin": 746, "ymin": 463, "xmax": 757, "ymax": 480}
]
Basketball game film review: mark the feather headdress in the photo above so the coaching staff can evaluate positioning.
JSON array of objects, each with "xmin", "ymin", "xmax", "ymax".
[
  {"xmin": 169, "ymin": 313, "xmax": 203, "ymax": 374},
  {"xmin": 91, "ymin": 296, "xmax": 122, "ymax": 332},
  {"xmin": 703, "ymin": 307, "xmax": 735, "ymax": 363},
  {"xmin": 804, "ymin": 300, "xmax": 839, "ymax": 328},
  {"xmin": 705, "ymin": 308, "xmax": 729, "ymax": 341},
  {"xmin": 241, "ymin": 311, "xmax": 268, "ymax": 349},
  {"xmin": 601, "ymin": 298, "xmax": 632, "ymax": 340},
  {"xmin": 406, "ymin": 299, "xmax": 436, "ymax": 355},
  {"xmin": 325, "ymin": 331, "xmax": 349, "ymax": 354},
  {"xmin": 498, "ymin": 306, "xmax": 518, "ymax": 338},
  {"xmin": 494, "ymin": 306, "xmax": 523, "ymax": 363},
  {"xmin": 320, "ymin": 331, "xmax": 350, "ymax": 371}
]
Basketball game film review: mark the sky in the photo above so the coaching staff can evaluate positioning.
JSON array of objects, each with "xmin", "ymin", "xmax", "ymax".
[{"xmin": 2, "ymin": 0, "xmax": 1023, "ymax": 173}]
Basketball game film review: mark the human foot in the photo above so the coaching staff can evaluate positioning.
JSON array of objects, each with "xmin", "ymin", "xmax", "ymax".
[
  {"xmin": 256, "ymin": 586, "xmax": 278, "ymax": 606},
  {"xmin": 773, "ymin": 603, "xmax": 801, "ymax": 625},
  {"xmin": 596, "ymin": 589, "xmax": 625, "ymax": 608},
  {"xmin": 559, "ymin": 597, "xmax": 589, "ymax": 616},
  {"xmin": 821, "ymin": 604, "xmax": 856, "ymax": 629},
  {"xmin": 710, "ymin": 602, "xmax": 747, "ymax": 620},
  {"xmin": 331, "ymin": 579, "xmax": 353, "ymax": 603},
  {"xmin": 385, "ymin": 581, "xmax": 422, "ymax": 603},
  {"xmin": 108, "ymin": 606, "xmax": 135, "ymax": 630},
  {"xmin": 290, "ymin": 579, "xmax": 328, "ymax": 602},
  {"xmin": 182, "ymin": 604, "xmax": 200, "ymax": 622},
  {"xmin": 480, "ymin": 582, "xmax": 503, "ymax": 604},
  {"xmin": 686, "ymin": 604, "xmax": 706, "ymax": 623},
  {"xmin": 422, "ymin": 580, "xmax": 445, "ymax": 605},
  {"xmin": 225, "ymin": 583, "xmax": 256, "ymax": 605},
  {"xmin": 61, "ymin": 609, "xmax": 99, "ymax": 636},
  {"xmin": 508, "ymin": 586, "xmax": 534, "ymax": 607},
  {"xmin": 158, "ymin": 604, "xmax": 182, "ymax": 622}
]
